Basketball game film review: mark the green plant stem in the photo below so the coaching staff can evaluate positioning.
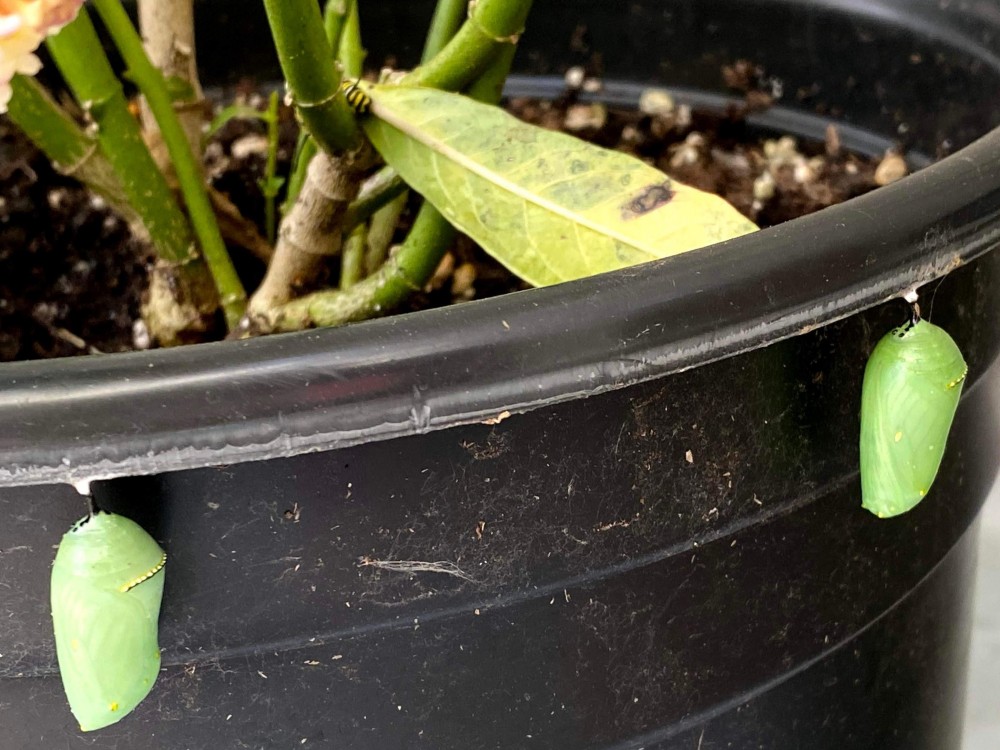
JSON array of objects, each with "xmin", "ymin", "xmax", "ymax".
[
  {"xmin": 338, "ymin": 0, "xmax": 467, "ymax": 279},
  {"xmin": 262, "ymin": 91, "xmax": 281, "ymax": 244},
  {"xmin": 7, "ymin": 76, "xmax": 95, "ymax": 172},
  {"xmin": 45, "ymin": 12, "xmax": 196, "ymax": 267},
  {"xmin": 278, "ymin": 202, "xmax": 454, "ymax": 328},
  {"xmin": 339, "ymin": 0, "xmax": 467, "ymax": 282},
  {"xmin": 90, "ymin": 0, "xmax": 246, "ymax": 330},
  {"xmin": 284, "ymin": 136, "xmax": 317, "ymax": 215},
  {"xmin": 6, "ymin": 75, "xmax": 140, "ymax": 227},
  {"xmin": 340, "ymin": 0, "xmax": 468, "ymax": 290},
  {"xmin": 336, "ymin": 0, "xmax": 466, "ymax": 281},
  {"xmin": 323, "ymin": 0, "xmax": 350, "ymax": 52},
  {"xmin": 337, "ymin": 0, "xmax": 365, "ymax": 78},
  {"xmin": 340, "ymin": 164, "xmax": 403, "ymax": 226},
  {"xmin": 277, "ymin": 45, "xmax": 521, "ymax": 330},
  {"xmin": 339, "ymin": 224, "xmax": 367, "ymax": 289},
  {"xmin": 405, "ymin": 0, "xmax": 532, "ymax": 90},
  {"xmin": 464, "ymin": 36, "xmax": 518, "ymax": 104},
  {"xmin": 263, "ymin": 0, "xmax": 359, "ymax": 153},
  {"xmin": 336, "ymin": 0, "xmax": 367, "ymax": 287},
  {"xmin": 45, "ymin": 11, "xmax": 223, "ymax": 344},
  {"xmin": 421, "ymin": 0, "xmax": 469, "ymax": 63},
  {"xmin": 284, "ymin": 0, "xmax": 359, "ymax": 216},
  {"xmin": 332, "ymin": 0, "xmax": 468, "ymax": 241},
  {"xmin": 364, "ymin": 192, "xmax": 407, "ymax": 275}
]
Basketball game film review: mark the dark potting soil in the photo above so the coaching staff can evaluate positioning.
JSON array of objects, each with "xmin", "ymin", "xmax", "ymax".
[
  {"xmin": 0, "ymin": 71, "xmax": 906, "ymax": 363},
  {"xmin": 0, "ymin": 124, "xmax": 150, "ymax": 361}
]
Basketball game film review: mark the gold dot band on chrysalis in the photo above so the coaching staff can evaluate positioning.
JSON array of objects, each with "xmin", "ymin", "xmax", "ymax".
[
  {"xmin": 947, "ymin": 365, "xmax": 969, "ymax": 390},
  {"xmin": 118, "ymin": 553, "xmax": 167, "ymax": 593}
]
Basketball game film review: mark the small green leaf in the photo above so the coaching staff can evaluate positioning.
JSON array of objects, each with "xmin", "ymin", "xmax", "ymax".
[
  {"xmin": 360, "ymin": 85, "xmax": 758, "ymax": 286},
  {"xmin": 258, "ymin": 175, "xmax": 286, "ymax": 198}
]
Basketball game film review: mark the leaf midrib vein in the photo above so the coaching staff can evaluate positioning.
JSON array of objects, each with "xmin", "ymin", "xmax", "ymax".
[{"xmin": 370, "ymin": 96, "xmax": 660, "ymax": 256}]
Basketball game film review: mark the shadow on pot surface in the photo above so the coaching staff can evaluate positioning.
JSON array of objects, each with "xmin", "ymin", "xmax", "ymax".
[{"xmin": 2, "ymin": 1, "xmax": 1000, "ymax": 748}]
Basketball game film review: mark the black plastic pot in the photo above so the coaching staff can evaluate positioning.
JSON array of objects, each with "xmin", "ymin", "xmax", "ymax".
[{"xmin": 2, "ymin": 1, "xmax": 1000, "ymax": 748}]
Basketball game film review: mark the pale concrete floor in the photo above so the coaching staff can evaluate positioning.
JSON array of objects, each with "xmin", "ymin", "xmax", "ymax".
[{"xmin": 964, "ymin": 479, "xmax": 1000, "ymax": 750}]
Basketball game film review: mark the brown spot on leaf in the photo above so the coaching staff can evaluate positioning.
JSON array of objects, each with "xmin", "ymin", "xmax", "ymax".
[{"xmin": 620, "ymin": 180, "xmax": 675, "ymax": 220}]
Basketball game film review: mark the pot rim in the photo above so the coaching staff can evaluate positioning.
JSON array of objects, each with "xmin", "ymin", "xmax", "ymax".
[{"xmin": 2, "ymin": 9, "xmax": 1000, "ymax": 488}]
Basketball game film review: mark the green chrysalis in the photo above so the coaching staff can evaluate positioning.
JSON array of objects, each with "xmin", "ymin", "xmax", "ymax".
[
  {"xmin": 859, "ymin": 315, "xmax": 967, "ymax": 518},
  {"xmin": 50, "ymin": 510, "xmax": 166, "ymax": 731}
]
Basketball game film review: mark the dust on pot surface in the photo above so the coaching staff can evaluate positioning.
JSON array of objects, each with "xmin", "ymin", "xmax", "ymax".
[{"xmin": 2, "ymin": 0, "xmax": 1000, "ymax": 748}]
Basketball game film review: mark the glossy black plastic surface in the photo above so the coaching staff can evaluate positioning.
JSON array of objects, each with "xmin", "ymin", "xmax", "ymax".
[
  {"xmin": 1, "ymin": 1, "xmax": 999, "ymax": 748},
  {"xmin": 0, "ymin": 300, "xmax": 996, "ymax": 748}
]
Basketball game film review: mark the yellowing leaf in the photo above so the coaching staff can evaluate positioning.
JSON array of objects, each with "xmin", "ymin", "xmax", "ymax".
[{"xmin": 360, "ymin": 84, "xmax": 758, "ymax": 287}]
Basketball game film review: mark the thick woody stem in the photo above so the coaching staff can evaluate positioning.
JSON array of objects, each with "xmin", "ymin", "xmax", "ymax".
[
  {"xmin": 248, "ymin": 145, "xmax": 374, "ymax": 318},
  {"xmin": 137, "ymin": 0, "xmax": 205, "ymax": 168}
]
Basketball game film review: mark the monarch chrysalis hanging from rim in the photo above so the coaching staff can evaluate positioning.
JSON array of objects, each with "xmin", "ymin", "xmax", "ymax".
[
  {"xmin": 50, "ymin": 507, "xmax": 167, "ymax": 731},
  {"xmin": 859, "ymin": 300, "xmax": 967, "ymax": 518},
  {"xmin": 340, "ymin": 79, "xmax": 371, "ymax": 114}
]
